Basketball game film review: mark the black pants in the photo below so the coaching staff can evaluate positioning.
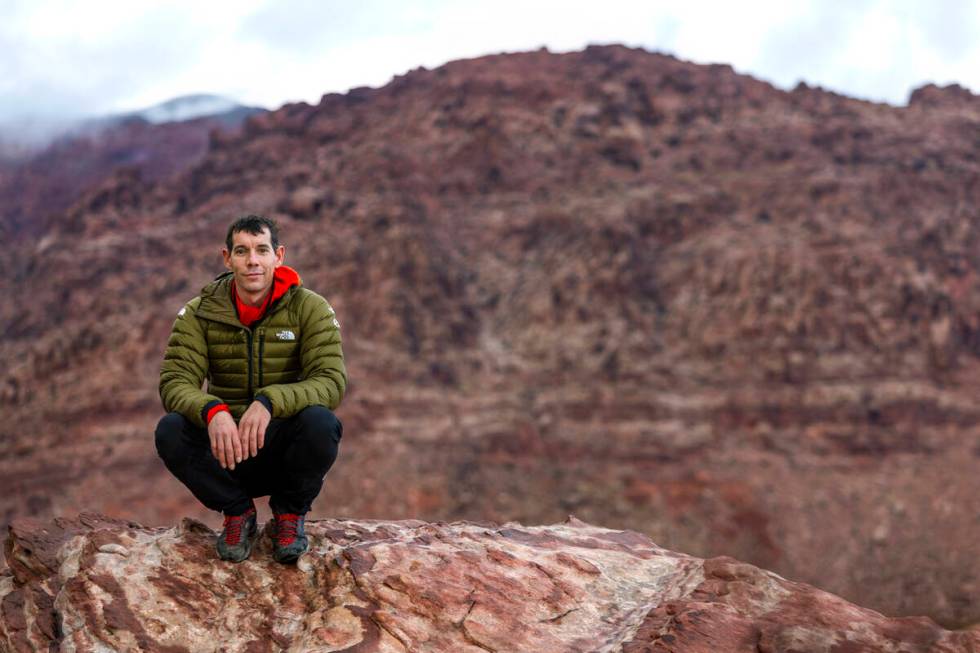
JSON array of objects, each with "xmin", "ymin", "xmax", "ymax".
[{"xmin": 155, "ymin": 406, "xmax": 342, "ymax": 516}]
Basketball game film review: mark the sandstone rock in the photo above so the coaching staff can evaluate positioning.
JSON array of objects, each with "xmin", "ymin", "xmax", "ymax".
[
  {"xmin": 1, "ymin": 514, "xmax": 977, "ymax": 653},
  {"xmin": 908, "ymin": 83, "xmax": 979, "ymax": 108},
  {"xmin": 278, "ymin": 186, "xmax": 326, "ymax": 219}
]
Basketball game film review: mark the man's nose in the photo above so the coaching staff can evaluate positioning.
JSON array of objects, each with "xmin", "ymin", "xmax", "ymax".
[{"xmin": 247, "ymin": 250, "xmax": 260, "ymax": 264}]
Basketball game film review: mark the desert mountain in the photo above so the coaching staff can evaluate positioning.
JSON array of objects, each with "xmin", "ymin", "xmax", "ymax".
[{"xmin": 1, "ymin": 45, "xmax": 979, "ymax": 626}]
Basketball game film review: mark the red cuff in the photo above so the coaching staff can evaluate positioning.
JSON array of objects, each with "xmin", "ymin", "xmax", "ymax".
[{"xmin": 206, "ymin": 403, "xmax": 230, "ymax": 425}]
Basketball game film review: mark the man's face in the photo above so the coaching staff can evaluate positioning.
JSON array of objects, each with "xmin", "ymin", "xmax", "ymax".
[{"xmin": 222, "ymin": 227, "xmax": 284, "ymax": 300}]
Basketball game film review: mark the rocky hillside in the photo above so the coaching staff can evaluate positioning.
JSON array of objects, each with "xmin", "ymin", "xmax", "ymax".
[
  {"xmin": 0, "ymin": 101, "xmax": 262, "ymax": 242},
  {"xmin": 3, "ymin": 513, "xmax": 978, "ymax": 652},
  {"xmin": 1, "ymin": 46, "xmax": 979, "ymax": 626}
]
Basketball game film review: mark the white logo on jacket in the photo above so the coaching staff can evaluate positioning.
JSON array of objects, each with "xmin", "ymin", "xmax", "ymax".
[{"xmin": 276, "ymin": 330, "xmax": 296, "ymax": 341}]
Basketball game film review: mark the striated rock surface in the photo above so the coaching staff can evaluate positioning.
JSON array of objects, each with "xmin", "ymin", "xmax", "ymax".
[
  {"xmin": 3, "ymin": 514, "xmax": 978, "ymax": 653},
  {"xmin": 2, "ymin": 45, "xmax": 980, "ymax": 626}
]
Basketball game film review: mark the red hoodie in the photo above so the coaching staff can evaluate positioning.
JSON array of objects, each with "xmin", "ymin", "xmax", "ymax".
[{"xmin": 231, "ymin": 265, "xmax": 301, "ymax": 328}]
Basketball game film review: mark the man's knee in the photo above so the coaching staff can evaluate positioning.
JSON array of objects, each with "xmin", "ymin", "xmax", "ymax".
[
  {"xmin": 295, "ymin": 406, "xmax": 342, "ymax": 442},
  {"xmin": 291, "ymin": 406, "xmax": 342, "ymax": 464},
  {"xmin": 155, "ymin": 412, "xmax": 190, "ymax": 462}
]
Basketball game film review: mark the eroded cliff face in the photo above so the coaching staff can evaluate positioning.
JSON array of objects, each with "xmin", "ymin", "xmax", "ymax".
[
  {"xmin": 2, "ymin": 46, "xmax": 980, "ymax": 626},
  {"xmin": 2, "ymin": 514, "xmax": 976, "ymax": 653}
]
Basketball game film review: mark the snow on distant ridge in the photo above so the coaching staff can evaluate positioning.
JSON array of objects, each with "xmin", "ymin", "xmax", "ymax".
[
  {"xmin": 136, "ymin": 94, "xmax": 245, "ymax": 124},
  {"xmin": 0, "ymin": 94, "xmax": 262, "ymax": 160}
]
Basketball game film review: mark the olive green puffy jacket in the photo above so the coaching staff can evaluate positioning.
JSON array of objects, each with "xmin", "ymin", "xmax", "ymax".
[{"xmin": 159, "ymin": 273, "xmax": 346, "ymax": 427}]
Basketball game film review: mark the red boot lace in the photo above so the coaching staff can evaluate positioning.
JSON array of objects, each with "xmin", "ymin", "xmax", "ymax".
[
  {"xmin": 275, "ymin": 514, "xmax": 301, "ymax": 546},
  {"xmin": 223, "ymin": 508, "xmax": 254, "ymax": 545}
]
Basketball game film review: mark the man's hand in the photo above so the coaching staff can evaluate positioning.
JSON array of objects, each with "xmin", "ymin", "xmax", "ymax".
[
  {"xmin": 208, "ymin": 411, "xmax": 243, "ymax": 470},
  {"xmin": 239, "ymin": 400, "xmax": 271, "ymax": 459}
]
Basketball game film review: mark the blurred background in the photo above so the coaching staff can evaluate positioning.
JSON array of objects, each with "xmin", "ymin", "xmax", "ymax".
[{"xmin": 2, "ymin": 0, "xmax": 979, "ymax": 628}]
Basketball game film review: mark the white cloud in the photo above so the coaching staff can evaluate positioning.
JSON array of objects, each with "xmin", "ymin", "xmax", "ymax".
[{"xmin": 1, "ymin": 0, "xmax": 978, "ymax": 128}]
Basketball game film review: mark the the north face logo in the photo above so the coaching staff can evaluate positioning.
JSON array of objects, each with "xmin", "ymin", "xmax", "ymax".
[{"xmin": 276, "ymin": 330, "xmax": 296, "ymax": 341}]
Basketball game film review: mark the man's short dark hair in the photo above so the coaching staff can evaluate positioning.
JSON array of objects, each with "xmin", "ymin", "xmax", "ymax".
[{"xmin": 225, "ymin": 214, "xmax": 281, "ymax": 251}]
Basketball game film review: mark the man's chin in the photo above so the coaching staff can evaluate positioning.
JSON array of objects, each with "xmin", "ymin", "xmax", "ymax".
[{"xmin": 236, "ymin": 280, "xmax": 269, "ymax": 294}]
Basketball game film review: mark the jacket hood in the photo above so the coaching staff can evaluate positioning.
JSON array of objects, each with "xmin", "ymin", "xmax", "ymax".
[
  {"xmin": 202, "ymin": 265, "xmax": 302, "ymax": 295},
  {"xmin": 269, "ymin": 265, "xmax": 302, "ymax": 301},
  {"xmin": 197, "ymin": 266, "xmax": 303, "ymax": 327}
]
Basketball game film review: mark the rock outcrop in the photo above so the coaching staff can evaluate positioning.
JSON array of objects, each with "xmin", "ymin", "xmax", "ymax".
[{"xmin": 2, "ymin": 514, "xmax": 977, "ymax": 653}]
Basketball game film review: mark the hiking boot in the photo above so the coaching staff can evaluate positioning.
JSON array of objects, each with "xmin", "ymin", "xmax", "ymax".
[
  {"xmin": 271, "ymin": 513, "xmax": 308, "ymax": 563},
  {"xmin": 216, "ymin": 504, "xmax": 258, "ymax": 562}
]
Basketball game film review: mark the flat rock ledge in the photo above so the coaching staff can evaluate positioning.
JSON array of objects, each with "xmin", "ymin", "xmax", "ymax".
[{"xmin": 1, "ymin": 514, "xmax": 976, "ymax": 653}]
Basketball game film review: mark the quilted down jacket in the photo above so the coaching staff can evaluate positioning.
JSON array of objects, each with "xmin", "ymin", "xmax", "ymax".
[{"xmin": 159, "ymin": 272, "xmax": 346, "ymax": 427}]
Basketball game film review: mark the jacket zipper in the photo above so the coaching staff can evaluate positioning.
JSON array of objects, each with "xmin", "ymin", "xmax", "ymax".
[
  {"xmin": 258, "ymin": 329, "xmax": 265, "ymax": 388},
  {"xmin": 245, "ymin": 329, "xmax": 254, "ymax": 400}
]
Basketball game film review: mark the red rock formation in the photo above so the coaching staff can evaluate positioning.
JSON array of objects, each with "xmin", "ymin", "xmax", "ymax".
[
  {"xmin": 0, "ymin": 109, "xmax": 259, "ymax": 243},
  {"xmin": 1, "ymin": 45, "xmax": 979, "ymax": 627},
  {"xmin": 2, "ymin": 514, "xmax": 977, "ymax": 652}
]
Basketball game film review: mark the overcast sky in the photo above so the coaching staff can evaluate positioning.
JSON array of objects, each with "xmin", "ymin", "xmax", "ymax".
[{"xmin": 2, "ymin": 0, "xmax": 978, "ymax": 129}]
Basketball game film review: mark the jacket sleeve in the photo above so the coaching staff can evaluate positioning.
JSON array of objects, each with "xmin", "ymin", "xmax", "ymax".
[
  {"xmin": 159, "ymin": 299, "xmax": 223, "ymax": 428},
  {"xmin": 257, "ymin": 291, "xmax": 347, "ymax": 417}
]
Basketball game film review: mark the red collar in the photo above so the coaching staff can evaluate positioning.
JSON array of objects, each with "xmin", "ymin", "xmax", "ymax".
[{"xmin": 231, "ymin": 266, "xmax": 301, "ymax": 327}]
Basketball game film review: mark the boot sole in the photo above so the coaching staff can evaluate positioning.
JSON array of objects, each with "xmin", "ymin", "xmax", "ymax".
[
  {"xmin": 272, "ymin": 542, "xmax": 309, "ymax": 564},
  {"xmin": 272, "ymin": 549, "xmax": 304, "ymax": 564}
]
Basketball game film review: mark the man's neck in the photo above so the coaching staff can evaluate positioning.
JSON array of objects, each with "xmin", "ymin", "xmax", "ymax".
[{"xmin": 235, "ymin": 283, "xmax": 271, "ymax": 308}]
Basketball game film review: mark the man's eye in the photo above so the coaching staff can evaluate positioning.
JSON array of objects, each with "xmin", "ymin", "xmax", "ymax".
[{"xmin": 234, "ymin": 249, "xmax": 246, "ymax": 255}]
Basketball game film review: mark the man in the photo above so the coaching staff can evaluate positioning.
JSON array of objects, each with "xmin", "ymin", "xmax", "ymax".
[{"xmin": 155, "ymin": 215, "xmax": 345, "ymax": 563}]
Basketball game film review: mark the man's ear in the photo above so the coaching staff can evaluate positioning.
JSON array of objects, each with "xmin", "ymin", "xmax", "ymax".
[
  {"xmin": 222, "ymin": 248, "xmax": 232, "ymax": 271},
  {"xmin": 275, "ymin": 245, "xmax": 285, "ymax": 267}
]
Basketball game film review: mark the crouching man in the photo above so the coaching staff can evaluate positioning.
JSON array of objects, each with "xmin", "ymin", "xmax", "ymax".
[{"xmin": 155, "ymin": 214, "xmax": 345, "ymax": 563}]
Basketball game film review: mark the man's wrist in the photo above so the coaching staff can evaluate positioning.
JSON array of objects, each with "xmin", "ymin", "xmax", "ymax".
[
  {"xmin": 205, "ymin": 402, "xmax": 230, "ymax": 425},
  {"xmin": 254, "ymin": 394, "xmax": 273, "ymax": 414}
]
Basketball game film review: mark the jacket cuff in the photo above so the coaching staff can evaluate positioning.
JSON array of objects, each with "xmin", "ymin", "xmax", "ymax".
[
  {"xmin": 255, "ymin": 394, "xmax": 273, "ymax": 414},
  {"xmin": 203, "ymin": 401, "xmax": 229, "ymax": 425}
]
